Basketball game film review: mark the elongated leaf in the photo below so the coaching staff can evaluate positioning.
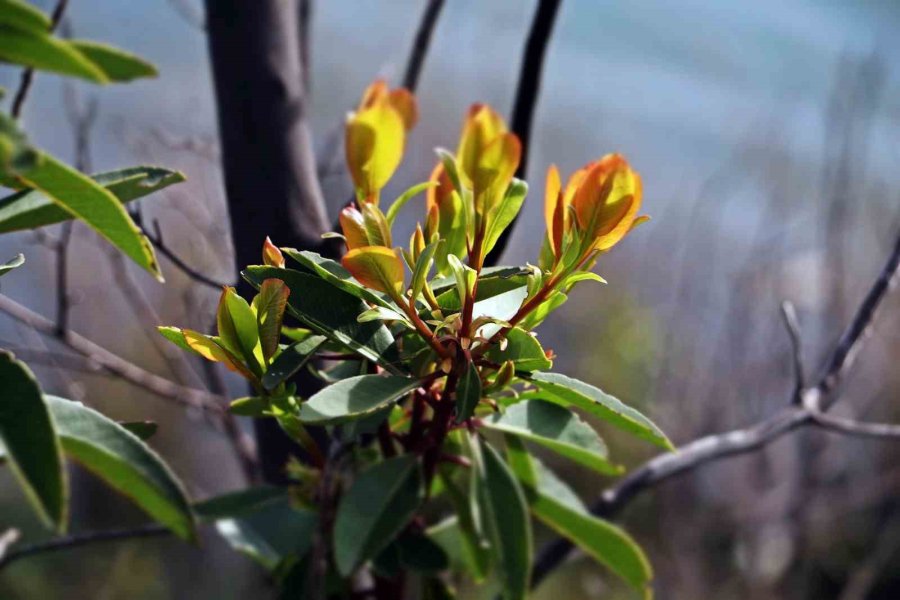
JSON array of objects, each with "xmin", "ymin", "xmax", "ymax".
[
  {"xmin": 519, "ymin": 290, "xmax": 567, "ymax": 330},
  {"xmin": 385, "ymin": 181, "xmax": 435, "ymax": 225},
  {"xmin": 527, "ymin": 459, "xmax": 652, "ymax": 597},
  {"xmin": 485, "ymin": 327, "xmax": 551, "ymax": 372},
  {"xmin": 530, "ymin": 372, "xmax": 673, "ymax": 450},
  {"xmin": 69, "ymin": 40, "xmax": 157, "ymax": 82},
  {"xmin": 455, "ymin": 359, "xmax": 481, "ymax": 422},
  {"xmin": 0, "ymin": 352, "xmax": 66, "ymax": 531},
  {"xmin": 475, "ymin": 439, "xmax": 532, "ymax": 600},
  {"xmin": 333, "ymin": 455, "xmax": 424, "ymax": 575},
  {"xmin": 262, "ymin": 335, "xmax": 326, "ymax": 391},
  {"xmin": 194, "ymin": 486, "xmax": 287, "ymax": 521},
  {"xmin": 0, "ymin": 26, "xmax": 106, "ymax": 82},
  {"xmin": 484, "ymin": 400, "xmax": 621, "ymax": 475},
  {"xmin": 483, "ymin": 178, "xmax": 527, "ymax": 256},
  {"xmin": 156, "ymin": 325, "xmax": 192, "ymax": 353},
  {"xmin": 214, "ymin": 495, "xmax": 317, "ymax": 571},
  {"xmin": 299, "ymin": 374, "xmax": 419, "ymax": 425},
  {"xmin": 472, "ymin": 285, "xmax": 527, "ymax": 338},
  {"xmin": 0, "ymin": 166, "xmax": 184, "ymax": 234},
  {"xmin": 436, "ymin": 467, "xmax": 490, "ymax": 581},
  {"xmin": 410, "ymin": 241, "xmax": 438, "ymax": 301},
  {"xmin": 0, "ymin": 253, "xmax": 24, "ymax": 276},
  {"xmin": 243, "ymin": 266, "xmax": 398, "ymax": 369},
  {"xmin": 282, "ymin": 249, "xmax": 390, "ymax": 307},
  {"xmin": 0, "ymin": 0, "xmax": 51, "ymax": 34},
  {"xmin": 217, "ymin": 286, "xmax": 261, "ymax": 370},
  {"xmin": 252, "ymin": 279, "xmax": 290, "ymax": 362},
  {"xmin": 0, "ymin": 111, "xmax": 38, "ymax": 176},
  {"xmin": 19, "ymin": 154, "xmax": 161, "ymax": 278},
  {"xmin": 45, "ymin": 395, "xmax": 196, "ymax": 540}
]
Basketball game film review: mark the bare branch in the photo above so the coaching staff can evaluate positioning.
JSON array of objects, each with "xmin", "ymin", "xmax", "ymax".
[
  {"xmin": 0, "ymin": 524, "xmax": 169, "ymax": 572},
  {"xmin": 780, "ymin": 300, "xmax": 805, "ymax": 403},
  {"xmin": 532, "ymin": 232, "xmax": 900, "ymax": 587},
  {"xmin": 809, "ymin": 411, "xmax": 900, "ymax": 440},
  {"xmin": 144, "ymin": 219, "xmax": 232, "ymax": 290},
  {"xmin": 484, "ymin": 0, "xmax": 563, "ymax": 266},
  {"xmin": 402, "ymin": 0, "xmax": 446, "ymax": 91},
  {"xmin": 0, "ymin": 293, "xmax": 226, "ymax": 414}
]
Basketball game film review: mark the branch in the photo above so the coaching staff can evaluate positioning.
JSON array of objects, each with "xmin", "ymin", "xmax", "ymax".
[
  {"xmin": 532, "ymin": 232, "xmax": 900, "ymax": 587},
  {"xmin": 144, "ymin": 219, "xmax": 232, "ymax": 290},
  {"xmin": 0, "ymin": 293, "xmax": 225, "ymax": 414},
  {"xmin": 0, "ymin": 524, "xmax": 169, "ymax": 572},
  {"xmin": 10, "ymin": 0, "xmax": 69, "ymax": 119},
  {"xmin": 402, "ymin": 0, "xmax": 446, "ymax": 91},
  {"xmin": 484, "ymin": 0, "xmax": 562, "ymax": 266}
]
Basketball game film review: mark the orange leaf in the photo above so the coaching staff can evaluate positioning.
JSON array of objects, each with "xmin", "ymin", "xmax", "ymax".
[{"xmin": 342, "ymin": 246, "xmax": 406, "ymax": 296}]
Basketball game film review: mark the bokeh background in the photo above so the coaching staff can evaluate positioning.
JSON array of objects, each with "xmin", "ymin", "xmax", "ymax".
[{"xmin": 2, "ymin": 0, "xmax": 900, "ymax": 598}]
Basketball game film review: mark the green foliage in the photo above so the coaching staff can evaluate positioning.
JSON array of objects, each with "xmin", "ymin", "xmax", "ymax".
[
  {"xmin": 0, "ymin": 351, "xmax": 67, "ymax": 531},
  {"xmin": 46, "ymin": 396, "xmax": 196, "ymax": 540},
  {"xmin": 299, "ymin": 374, "xmax": 420, "ymax": 425},
  {"xmin": 333, "ymin": 455, "xmax": 424, "ymax": 575}
]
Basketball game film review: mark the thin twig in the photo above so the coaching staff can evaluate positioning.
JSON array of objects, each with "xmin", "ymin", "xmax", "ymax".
[
  {"xmin": 145, "ymin": 220, "xmax": 232, "ymax": 290},
  {"xmin": 0, "ymin": 524, "xmax": 169, "ymax": 571},
  {"xmin": 484, "ymin": 0, "xmax": 562, "ymax": 266},
  {"xmin": 780, "ymin": 300, "xmax": 805, "ymax": 403},
  {"xmin": 532, "ymin": 232, "xmax": 900, "ymax": 587},
  {"xmin": 10, "ymin": 0, "xmax": 70, "ymax": 119},
  {"xmin": 402, "ymin": 0, "xmax": 445, "ymax": 91}
]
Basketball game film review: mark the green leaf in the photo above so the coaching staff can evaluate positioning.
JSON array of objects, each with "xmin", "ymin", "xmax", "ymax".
[
  {"xmin": 282, "ymin": 249, "xmax": 390, "ymax": 308},
  {"xmin": 0, "ymin": 252, "xmax": 24, "ymax": 276},
  {"xmin": 0, "ymin": 0, "xmax": 51, "ymax": 34},
  {"xmin": 0, "ymin": 352, "xmax": 67, "ymax": 531},
  {"xmin": 299, "ymin": 374, "xmax": 420, "ymax": 425},
  {"xmin": 474, "ymin": 438, "xmax": 532, "ymax": 600},
  {"xmin": 342, "ymin": 246, "xmax": 405, "ymax": 296},
  {"xmin": 358, "ymin": 305, "xmax": 412, "ymax": 328},
  {"xmin": 229, "ymin": 396, "xmax": 268, "ymax": 417},
  {"xmin": 119, "ymin": 421, "xmax": 157, "ymax": 440},
  {"xmin": 410, "ymin": 241, "xmax": 439, "ymax": 302},
  {"xmin": 530, "ymin": 372, "xmax": 673, "ymax": 450},
  {"xmin": 485, "ymin": 327, "xmax": 551, "ymax": 372},
  {"xmin": 252, "ymin": 279, "xmax": 290, "ymax": 363},
  {"xmin": 333, "ymin": 455, "xmax": 424, "ymax": 575},
  {"xmin": 156, "ymin": 326, "xmax": 193, "ymax": 353},
  {"xmin": 261, "ymin": 335, "xmax": 326, "ymax": 391},
  {"xmin": 455, "ymin": 359, "xmax": 481, "ymax": 423},
  {"xmin": 483, "ymin": 400, "xmax": 622, "ymax": 475},
  {"xmin": 0, "ymin": 26, "xmax": 107, "ymax": 82},
  {"xmin": 0, "ymin": 111, "xmax": 38, "ymax": 176},
  {"xmin": 0, "ymin": 166, "xmax": 185, "ymax": 234},
  {"xmin": 243, "ymin": 266, "xmax": 398, "ymax": 370},
  {"xmin": 385, "ymin": 181, "xmax": 435, "ymax": 226},
  {"xmin": 217, "ymin": 287, "xmax": 262, "ymax": 370},
  {"xmin": 68, "ymin": 40, "xmax": 157, "ymax": 82},
  {"xmin": 529, "ymin": 460, "xmax": 652, "ymax": 597},
  {"xmin": 194, "ymin": 486, "xmax": 287, "ymax": 521},
  {"xmin": 483, "ymin": 178, "xmax": 527, "ymax": 257},
  {"xmin": 436, "ymin": 467, "xmax": 490, "ymax": 581},
  {"xmin": 45, "ymin": 395, "xmax": 196, "ymax": 540},
  {"xmin": 18, "ymin": 154, "xmax": 161, "ymax": 279},
  {"xmin": 214, "ymin": 495, "xmax": 317, "ymax": 571}
]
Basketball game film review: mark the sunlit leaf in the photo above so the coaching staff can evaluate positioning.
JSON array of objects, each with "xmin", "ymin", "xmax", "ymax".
[
  {"xmin": 485, "ymin": 327, "xmax": 551, "ymax": 372},
  {"xmin": 69, "ymin": 40, "xmax": 157, "ymax": 82},
  {"xmin": 46, "ymin": 396, "xmax": 196, "ymax": 540},
  {"xmin": 217, "ymin": 286, "xmax": 262, "ymax": 371},
  {"xmin": 0, "ymin": 166, "xmax": 184, "ymax": 234},
  {"xmin": 283, "ymin": 248, "xmax": 390, "ymax": 308},
  {"xmin": 252, "ymin": 279, "xmax": 290, "ymax": 363},
  {"xmin": 484, "ymin": 400, "xmax": 622, "ymax": 475},
  {"xmin": 483, "ymin": 178, "xmax": 527, "ymax": 257},
  {"xmin": 385, "ymin": 181, "xmax": 436, "ymax": 226},
  {"xmin": 0, "ymin": 26, "xmax": 107, "ymax": 82},
  {"xmin": 0, "ymin": 252, "xmax": 24, "ymax": 277},
  {"xmin": 530, "ymin": 372, "xmax": 673, "ymax": 450}
]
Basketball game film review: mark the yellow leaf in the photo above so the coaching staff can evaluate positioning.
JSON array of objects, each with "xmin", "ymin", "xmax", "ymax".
[
  {"xmin": 456, "ymin": 103, "xmax": 508, "ymax": 190},
  {"xmin": 543, "ymin": 164, "xmax": 562, "ymax": 257},
  {"xmin": 572, "ymin": 154, "xmax": 643, "ymax": 253},
  {"xmin": 339, "ymin": 206, "xmax": 370, "ymax": 250},
  {"xmin": 262, "ymin": 236, "xmax": 285, "ymax": 268},
  {"xmin": 342, "ymin": 246, "xmax": 406, "ymax": 297}
]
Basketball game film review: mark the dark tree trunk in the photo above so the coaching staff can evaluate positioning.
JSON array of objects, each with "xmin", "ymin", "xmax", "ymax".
[{"xmin": 204, "ymin": 0, "xmax": 334, "ymax": 483}]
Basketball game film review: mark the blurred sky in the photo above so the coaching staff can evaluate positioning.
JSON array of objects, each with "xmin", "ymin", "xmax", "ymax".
[{"xmin": 3, "ymin": 0, "xmax": 899, "ymax": 273}]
